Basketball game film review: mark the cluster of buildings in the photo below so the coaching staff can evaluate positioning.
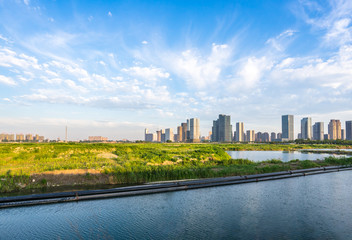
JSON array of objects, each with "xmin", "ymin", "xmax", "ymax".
[
  {"xmin": 145, "ymin": 118, "xmax": 200, "ymax": 143},
  {"xmin": 144, "ymin": 114, "xmax": 352, "ymax": 143},
  {"xmin": 283, "ymin": 115, "xmax": 352, "ymax": 141},
  {"xmin": 0, "ymin": 133, "xmax": 46, "ymax": 142},
  {"xmin": 88, "ymin": 136, "xmax": 108, "ymax": 142}
]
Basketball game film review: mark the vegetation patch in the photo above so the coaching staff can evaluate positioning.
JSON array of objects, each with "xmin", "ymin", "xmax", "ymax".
[{"xmin": 0, "ymin": 142, "xmax": 351, "ymax": 194}]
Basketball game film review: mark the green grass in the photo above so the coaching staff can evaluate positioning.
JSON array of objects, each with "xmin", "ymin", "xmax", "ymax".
[{"xmin": 0, "ymin": 142, "xmax": 351, "ymax": 193}]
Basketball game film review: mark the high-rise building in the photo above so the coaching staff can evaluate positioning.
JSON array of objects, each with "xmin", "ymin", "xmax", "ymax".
[
  {"xmin": 165, "ymin": 128, "xmax": 174, "ymax": 142},
  {"xmin": 301, "ymin": 117, "xmax": 312, "ymax": 140},
  {"xmin": 16, "ymin": 134, "xmax": 24, "ymax": 141},
  {"xmin": 156, "ymin": 130, "xmax": 162, "ymax": 142},
  {"xmin": 177, "ymin": 126, "xmax": 182, "ymax": 142},
  {"xmin": 270, "ymin": 132, "xmax": 276, "ymax": 141},
  {"xmin": 189, "ymin": 118, "xmax": 200, "ymax": 142},
  {"xmin": 246, "ymin": 130, "xmax": 255, "ymax": 142},
  {"xmin": 161, "ymin": 129, "xmax": 165, "ymax": 143},
  {"xmin": 236, "ymin": 122, "xmax": 244, "ymax": 142},
  {"xmin": 212, "ymin": 114, "xmax": 232, "ymax": 142},
  {"xmin": 341, "ymin": 129, "xmax": 345, "ymax": 140},
  {"xmin": 277, "ymin": 133, "xmax": 282, "ymax": 140},
  {"xmin": 328, "ymin": 120, "xmax": 341, "ymax": 140},
  {"xmin": 181, "ymin": 123, "xmax": 188, "ymax": 142},
  {"xmin": 282, "ymin": 115, "xmax": 294, "ymax": 141},
  {"xmin": 313, "ymin": 122, "xmax": 324, "ymax": 141},
  {"xmin": 346, "ymin": 121, "xmax": 352, "ymax": 140},
  {"xmin": 262, "ymin": 132, "xmax": 270, "ymax": 142},
  {"xmin": 25, "ymin": 134, "xmax": 33, "ymax": 141}
]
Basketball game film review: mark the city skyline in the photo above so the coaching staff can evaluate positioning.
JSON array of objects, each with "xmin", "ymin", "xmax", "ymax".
[{"xmin": 1, "ymin": 1, "xmax": 352, "ymax": 140}]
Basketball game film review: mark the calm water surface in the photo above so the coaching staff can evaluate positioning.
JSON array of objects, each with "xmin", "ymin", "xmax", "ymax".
[
  {"xmin": 1, "ymin": 171, "xmax": 352, "ymax": 239},
  {"xmin": 226, "ymin": 150, "xmax": 345, "ymax": 162}
]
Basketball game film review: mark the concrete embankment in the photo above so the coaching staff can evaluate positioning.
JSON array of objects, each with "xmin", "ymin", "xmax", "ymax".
[{"xmin": 1, "ymin": 165, "xmax": 351, "ymax": 209}]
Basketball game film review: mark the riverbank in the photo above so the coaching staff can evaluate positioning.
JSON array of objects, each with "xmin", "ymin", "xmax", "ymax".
[
  {"xmin": 1, "ymin": 165, "xmax": 351, "ymax": 208},
  {"xmin": 1, "ymin": 142, "xmax": 352, "ymax": 194}
]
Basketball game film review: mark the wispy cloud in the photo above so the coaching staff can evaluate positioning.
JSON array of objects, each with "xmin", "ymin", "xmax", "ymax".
[{"xmin": 0, "ymin": 75, "xmax": 16, "ymax": 86}]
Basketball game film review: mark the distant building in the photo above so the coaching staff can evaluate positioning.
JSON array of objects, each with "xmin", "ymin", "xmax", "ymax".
[
  {"xmin": 161, "ymin": 129, "xmax": 165, "ymax": 143},
  {"xmin": 8, "ymin": 134, "xmax": 15, "ymax": 141},
  {"xmin": 277, "ymin": 133, "xmax": 282, "ymax": 140},
  {"xmin": 328, "ymin": 120, "xmax": 341, "ymax": 140},
  {"xmin": 246, "ymin": 130, "xmax": 255, "ymax": 142},
  {"xmin": 262, "ymin": 132, "xmax": 270, "ymax": 142},
  {"xmin": 189, "ymin": 118, "xmax": 200, "ymax": 142},
  {"xmin": 156, "ymin": 130, "xmax": 162, "ymax": 142},
  {"xmin": 298, "ymin": 133, "xmax": 302, "ymax": 139},
  {"xmin": 26, "ymin": 134, "xmax": 33, "ymax": 141},
  {"xmin": 313, "ymin": 122, "xmax": 324, "ymax": 141},
  {"xmin": 177, "ymin": 126, "xmax": 182, "ymax": 142},
  {"xmin": 270, "ymin": 132, "xmax": 276, "ymax": 141},
  {"xmin": 181, "ymin": 123, "xmax": 188, "ymax": 142},
  {"xmin": 88, "ymin": 136, "xmax": 108, "ymax": 142},
  {"xmin": 346, "ymin": 121, "xmax": 352, "ymax": 140},
  {"xmin": 341, "ymin": 129, "xmax": 345, "ymax": 140},
  {"xmin": 212, "ymin": 114, "xmax": 232, "ymax": 142},
  {"xmin": 255, "ymin": 132, "xmax": 262, "ymax": 142},
  {"xmin": 16, "ymin": 134, "xmax": 24, "ymax": 141},
  {"xmin": 236, "ymin": 122, "xmax": 244, "ymax": 142},
  {"xmin": 282, "ymin": 115, "xmax": 294, "ymax": 141},
  {"xmin": 301, "ymin": 117, "xmax": 312, "ymax": 140},
  {"xmin": 165, "ymin": 128, "xmax": 174, "ymax": 142}
]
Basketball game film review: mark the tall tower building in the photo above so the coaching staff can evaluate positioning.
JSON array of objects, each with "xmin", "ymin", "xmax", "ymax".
[
  {"xmin": 246, "ymin": 130, "xmax": 255, "ymax": 142},
  {"xmin": 212, "ymin": 114, "xmax": 232, "ymax": 142},
  {"xmin": 177, "ymin": 126, "xmax": 182, "ymax": 142},
  {"xmin": 346, "ymin": 121, "xmax": 352, "ymax": 140},
  {"xmin": 181, "ymin": 122, "xmax": 188, "ymax": 142},
  {"xmin": 282, "ymin": 115, "xmax": 294, "ymax": 141},
  {"xmin": 328, "ymin": 120, "xmax": 341, "ymax": 140},
  {"xmin": 301, "ymin": 117, "xmax": 312, "ymax": 140},
  {"xmin": 189, "ymin": 118, "xmax": 200, "ymax": 142},
  {"xmin": 313, "ymin": 122, "xmax": 324, "ymax": 141},
  {"xmin": 165, "ymin": 128, "xmax": 174, "ymax": 142},
  {"xmin": 236, "ymin": 122, "xmax": 244, "ymax": 142}
]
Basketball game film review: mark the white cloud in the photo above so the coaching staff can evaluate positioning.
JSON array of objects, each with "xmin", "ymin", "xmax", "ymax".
[
  {"xmin": 0, "ymin": 34, "xmax": 10, "ymax": 43},
  {"xmin": 237, "ymin": 56, "xmax": 273, "ymax": 88},
  {"xmin": 108, "ymin": 11, "xmax": 112, "ymax": 17},
  {"xmin": 266, "ymin": 29, "xmax": 297, "ymax": 51},
  {"xmin": 23, "ymin": 0, "xmax": 30, "ymax": 6},
  {"xmin": 122, "ymin": 66, "xmax": 170, "ymax": 82},
  {"xmin": 0, "ymin": 48, "xmax": 41, "ymax": 69},
  {"xmin": 142, "ymin": 40, "xmax": 148, "ymax": 45},
  {"xmin": 170, "ymin": 43, "xmax": 232, "ymax": 89},
  {"xmin": 0, "ymin": 75, "xmax": 16, "ymax": 86}
]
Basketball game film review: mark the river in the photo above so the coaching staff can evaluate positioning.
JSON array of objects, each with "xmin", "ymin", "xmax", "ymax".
[{"xmin": 1, "ymin": 170, "xmax": 352, "ymax": 239}]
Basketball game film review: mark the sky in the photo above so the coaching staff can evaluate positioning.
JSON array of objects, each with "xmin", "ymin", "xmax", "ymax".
[{"xmin": 0, "ymin": 0, "xmax": 352, "ymax": 140}]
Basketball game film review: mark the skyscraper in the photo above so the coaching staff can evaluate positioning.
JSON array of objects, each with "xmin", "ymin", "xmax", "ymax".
[
  {"xmin": 165, "ymin": 128, "xmax": 174, "ymax": 142},
  {"xmin": 301, "ymin": 117, "xmax": 312, "ymax": 140},
  {"xmin": 181, "ymin": 122, "xmax": 188, "ymax": 142},
  {"xmin": 177, "ymin": 126, "xmax": 182, "ymax": 142},
  {"xmin": 212, "ymin": 114, "xmax": 232, "ymax": 142},
  {"xmin": 346, "ymin": 121, "xmax": 352, "ymax": 140},
  {"xmin": 189, "ymin": 118, "xmax": 200, "ymax": 142},
  {"xmin": 246, "ymin": 130, "xmax": 255, "ymax": 142},
  {"xmin": 328, "ymin": 120, "xmax": 341, "ymax": 140},
  {"xmin": 236, "ymin": 122, "xmax": 244, "ymax": 142},
  {"xmin": 313, "ymin": 122, "xmax": 324, "ymax": 141},
  {"xmin": 282, "ymin": 115, "xmax": 294, "ymax": 141}
]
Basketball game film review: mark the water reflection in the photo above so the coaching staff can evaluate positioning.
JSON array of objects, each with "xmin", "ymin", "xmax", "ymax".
[
  {"xmin": 1, "ymin": 171, "xmax": 352, "ymax": 239},
  {"xmin": 226, "ymin": 150, "xmax": 345, "ymax": 162}
]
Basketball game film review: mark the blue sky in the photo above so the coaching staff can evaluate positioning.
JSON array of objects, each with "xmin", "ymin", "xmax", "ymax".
[{"xmin": 0, "ymin": 0, "xmax": 351, "ymax": 140}]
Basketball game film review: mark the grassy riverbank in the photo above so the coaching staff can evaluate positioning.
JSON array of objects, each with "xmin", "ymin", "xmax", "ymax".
[{"xmin": 1, "ymin": 142, "xmax": 352, "ymax": 194}]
